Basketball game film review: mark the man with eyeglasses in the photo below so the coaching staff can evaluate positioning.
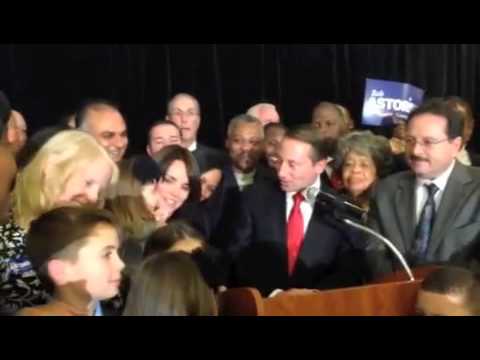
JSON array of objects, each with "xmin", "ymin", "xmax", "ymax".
[{"xmin": 367, "ymin": 98, "xmax": 480, "ymax": 277}]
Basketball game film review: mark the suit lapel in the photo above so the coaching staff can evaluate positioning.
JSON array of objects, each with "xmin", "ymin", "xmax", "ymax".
[
  {"xmin": 428, "ymin": 163, "xmax": 473, "ymax": 255},
  {"xmin": 395, "ymin": 173, "xmax": 416, "ymax": 253},
  {"xmin": 274, "ymin": 187, "xmax": 288, "ymax": 276}
]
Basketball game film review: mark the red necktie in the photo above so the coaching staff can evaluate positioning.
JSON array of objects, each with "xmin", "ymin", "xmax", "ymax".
[{"xmin": 287, "ymin": 192, "xmax": 305, "ymax": 276}]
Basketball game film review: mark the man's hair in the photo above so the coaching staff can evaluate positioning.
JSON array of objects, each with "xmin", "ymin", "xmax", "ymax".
[
  {"xmin": 75, "ymin": 99, "xmax": 122, "ymax": 130},
  {"xmin": 227, "ymin": 114, "xmax": 264, "ymax": 139},
  {"xmin": 285, "ymin": 124, "xmax": 331, "ymax": 162},
  {"xmin": 444, "ymin": 96, "xmax": 475, "ymax": 143},
  {"xmin": 26, "ymin": 206, "xmax": 118, "ymax": 292},
  {"xmin": 264, "ymin": 122, "xmax": 287, "ymax": 135},
  {"xmin": 147, "ymin": 120, "xmax": 181, "ymax": 143},
  {"xmin": 407, "ymin": 98, "xmax": 464, "ymax": 140},
  {"xmin": 421, "ymin": 266, "xmax": 480, "ymax": 315},
  {"xmin": 166, "ymin": 93, "xmax": 200, "ymax": 115},
  {"xmin": 247, "ymin": 103, "xmax": 277, "ymax": 117},
  {"xmin": 312, "ymin": 101, "xmax": 352, "ymax": 130}
]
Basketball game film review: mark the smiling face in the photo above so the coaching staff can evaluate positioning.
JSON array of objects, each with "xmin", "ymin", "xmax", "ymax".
[
  {"xmin": 83, "ymin": 109, "xmax": 128, "ymax": 163},
  {"xmin": 405, "ymin": 113, "xmax": 461, "ymax": 180},
  {"xmin": 155, "ymin": 159, "xmax": 191, "ymax": 217},
  {"xmin": 342, "ymin": 151, "xmax": 377, "ymax": 198},
  {"xmin": 147, "ymin": 123, "xmax": 182, "ymax": 156}
]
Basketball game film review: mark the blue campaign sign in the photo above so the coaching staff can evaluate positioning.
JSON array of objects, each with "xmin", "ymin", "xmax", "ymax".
[{"xmin": 361, "ymin": 78, "xmax": 425, "ymax": 126}]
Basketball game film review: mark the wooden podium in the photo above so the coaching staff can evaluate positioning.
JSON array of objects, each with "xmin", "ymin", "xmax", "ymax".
[{"xmin": 219, "ymin": 266, "xmax": 439, "ymax": 316}]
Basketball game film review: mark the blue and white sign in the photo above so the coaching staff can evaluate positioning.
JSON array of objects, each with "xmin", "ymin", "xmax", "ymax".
[{"xmin": 361, "ymin": 78, "xmax": 425, "ymax": 126}]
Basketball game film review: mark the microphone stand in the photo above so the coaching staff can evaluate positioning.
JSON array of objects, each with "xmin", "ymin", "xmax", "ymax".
[
  {"xmin": 310, "ymin": 189, "xmax": 415, "ymax": 281},
  {"xmin": 342, "ymin": 217, "xmax": 415, "ymax": 282}
]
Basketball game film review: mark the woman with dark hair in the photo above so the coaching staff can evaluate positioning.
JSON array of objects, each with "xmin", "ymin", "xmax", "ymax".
[
  {"xmin": 123, "ymin": 252, "xmax": 217, "ymax": 316},
  {"xmin": 143, "ymin": 220, "xmax": 227, "ymax": 292},
  {"xmin": 334, "ymin": 131, "xmax": 394, "ymax": 210},
  {"xmin": 152, "ymin": 144, "xmax": 201, "ymax": 206}
]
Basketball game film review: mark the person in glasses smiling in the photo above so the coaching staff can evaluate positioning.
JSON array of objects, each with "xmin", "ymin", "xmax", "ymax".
[{"xmin": 367, "ymin": 98, "xmax": 480, "ymax": 278}]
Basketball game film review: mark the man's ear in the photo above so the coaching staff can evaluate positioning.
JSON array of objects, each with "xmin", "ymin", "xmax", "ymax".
[
  {"xmin": 146, "ymin": 145, "xmax": 152, "ymax": 157},
  {"xmin": 314, "ymin": 158, "xmax": 329, "ymax": 175},
  {"xmin": 452, "ymin": 136, "xmax": 463, "ymax": 152},
  {"xmin": 47, "ymin": 259, "xmax": 70, "ymax": 286},
  {"xmin": 225, "ymin": 139, "xmax": 230, "ymax": 151}
]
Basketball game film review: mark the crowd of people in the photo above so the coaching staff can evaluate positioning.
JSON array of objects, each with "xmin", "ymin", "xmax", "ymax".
[{"xmin": 1, "ymin": 89, "xmax": 480, "ymax": 316}]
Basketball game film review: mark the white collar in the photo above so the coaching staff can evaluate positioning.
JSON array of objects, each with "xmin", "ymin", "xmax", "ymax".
[
  {"xmin": 286, "ymin": 176, "xmax": 322, "ymax": 204},
  {"xmin": 416, "ymin": 160, "xmax": 456, "ymax": 191},
  {"xmin": 188, "ymin": 141, "xmax": 198, "ymax": 152}
]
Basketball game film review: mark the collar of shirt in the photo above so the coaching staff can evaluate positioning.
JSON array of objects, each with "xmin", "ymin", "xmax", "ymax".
[
  {"xmin": 188, "ymin": 141, "xmax": 198, "ymax": 152},
  {"xmin": 456, "ymin": 147, "xmax": 471, "ymax": 166},
  {"xmin": 234, "ymin": 169, "xmax": 256, "ymax": 190},
  {"xmin": 286, "ymin": 176, "xmax": 322, "ymax": 205},
  {"xmin": 94, "ymin": 301, "xmax": 103, "ymax": 316},
  {"xmin": 415, "ymin": 159, "xmax": 456, "ymax": 192}
]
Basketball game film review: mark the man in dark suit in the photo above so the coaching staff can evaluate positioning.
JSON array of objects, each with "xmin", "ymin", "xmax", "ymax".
[
  {"xmin": 368, "ymin": 98, "xmax": 480, "ymax": 277},
  {"xmin": 230, "ymin": 124, "xmax": 368, "ymax": 296},
  {"xmin": 205, "ymin": 114, "xmax": 273, "ymax": 252},
  {"xmin": 166, "ymin": 93, "xmax": 227, "ymax": 168}
]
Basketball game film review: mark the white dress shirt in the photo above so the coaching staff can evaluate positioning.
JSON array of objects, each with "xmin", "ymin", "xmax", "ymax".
[
  {"xmin": 233, "ymin": 169, "xmax": 256, "ymax": 191},
  {"xmin": 188, "ymin": 141, "xmax": 198, "ymax": 152},
  {"xmin": 285, "ymin": 176, "xmax": 322, "ymax": 235},
  {"xmin": 415, "ymin": 161, "xmax": 455, "ymax": 224}
]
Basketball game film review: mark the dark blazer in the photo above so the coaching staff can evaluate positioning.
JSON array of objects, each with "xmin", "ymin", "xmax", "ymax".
[
  {"xmin": 203, "ymin": 162, "xmax": 276, "ymax": 249},
  {"xmin": 191, "ymin": 143, "xmax": 228, "ymax": 172},
  {"xmin": 368, "ymin": 161, "xmax": 480, "ymax": 275},
  {"xmin": 230, "ymin": 177, "xmax": 368, "ymax": 296}
]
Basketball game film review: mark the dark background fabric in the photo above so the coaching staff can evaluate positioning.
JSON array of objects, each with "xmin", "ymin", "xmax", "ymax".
[{"xmin": 1, "ymin": 44, "xmax": 479, "ymax": 154}]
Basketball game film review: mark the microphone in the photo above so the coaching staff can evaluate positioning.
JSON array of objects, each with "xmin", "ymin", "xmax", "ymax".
[
  {"xmin": 305, "ymin": 188, "xmax": 415, "ymax": 281},
  {"xmin": 306, "ymin": 188, "xmax": 367, "ymax": 223}
]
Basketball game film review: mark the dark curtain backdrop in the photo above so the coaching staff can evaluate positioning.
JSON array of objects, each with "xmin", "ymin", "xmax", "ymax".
[{"xmin": 1, "ymin": 44, "xmax": 479, "ymax": 154}]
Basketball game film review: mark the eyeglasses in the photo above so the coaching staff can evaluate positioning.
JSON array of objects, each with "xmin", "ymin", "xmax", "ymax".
[{"xmin": 405, "ymin": 137, "xmax": 450, "ymax": 149}]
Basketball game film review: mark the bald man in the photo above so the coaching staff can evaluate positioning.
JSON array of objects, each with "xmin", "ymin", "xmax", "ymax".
[
  {"xmin": 166, "ymin": 93, "xmax": 227, "ymax": 172},
  {"xmin": 247, "ymin": 103, "xmax": 280, "ymax": 126},
  {"xmin": 77, "ymin": 100, "xmax": 129, "ymax": 163}
]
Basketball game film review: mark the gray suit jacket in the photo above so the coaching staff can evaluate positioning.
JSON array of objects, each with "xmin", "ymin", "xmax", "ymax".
[{"xmin": 368, "ymin": 161, "xmax": 480, "ymax": 275}]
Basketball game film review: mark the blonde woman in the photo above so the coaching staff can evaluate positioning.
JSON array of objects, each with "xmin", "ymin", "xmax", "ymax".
[{"xmin": 0, "ymin": 130, "xmax": 118, "ymax": 315}]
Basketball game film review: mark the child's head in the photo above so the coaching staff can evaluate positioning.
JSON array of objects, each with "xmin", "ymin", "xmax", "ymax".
[
  {"xmin": 143, "ymin": 220, "xmax": 205, "ymax": 258},
  {"xmin": 123, "ymin": 251, "xmax": 217, "ymax": 316},
  {"xmin": 416, "ymin": 266, "xmax": 480, "ymax": 316},
  {"xmin": 26, "ymin": 206, "xmax": 125, "ymax": 301}
]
